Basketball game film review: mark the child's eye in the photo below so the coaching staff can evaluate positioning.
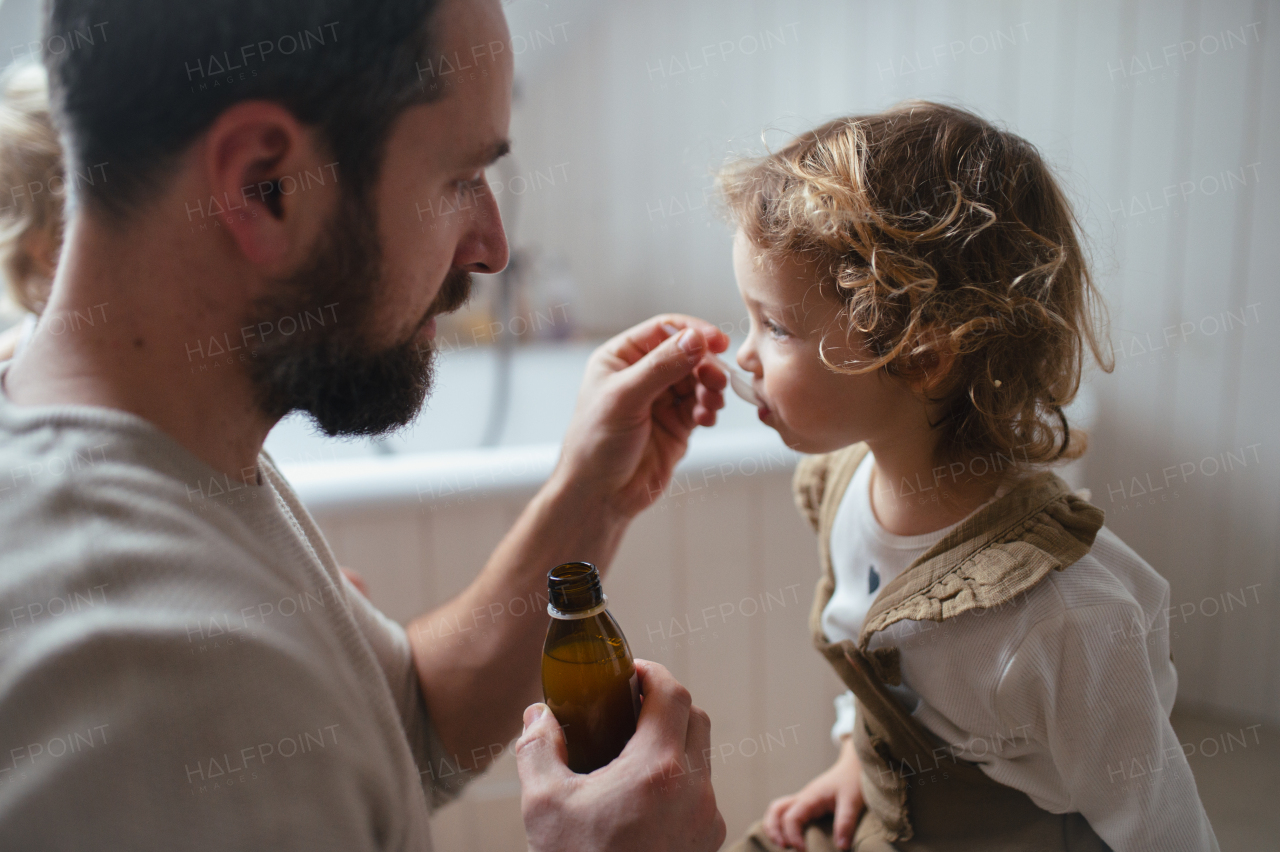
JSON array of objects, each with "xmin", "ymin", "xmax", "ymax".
[{"xmin": 762, "ymin": 318, "xmax": 790, "ymax": 339}]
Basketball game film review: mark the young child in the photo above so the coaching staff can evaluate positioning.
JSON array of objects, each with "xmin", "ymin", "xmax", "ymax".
[
  {"xmin": 717, "ymin": 102, "xmax": 1217, "ymax": 852},
  {"xmin": 0, "ymin": 61, "xmax": 63, "ymax": 362}
]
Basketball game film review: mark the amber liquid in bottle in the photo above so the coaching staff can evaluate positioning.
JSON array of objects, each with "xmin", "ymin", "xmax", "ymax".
[{"xmin": 541, "ymin": 562, "xmax": 639, "ymax": 774}]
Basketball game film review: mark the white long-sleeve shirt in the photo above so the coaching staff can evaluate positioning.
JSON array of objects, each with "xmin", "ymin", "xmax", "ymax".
[{"xmin": 822, "ymin": 451, "xmax": 1218, "ymax": 852}]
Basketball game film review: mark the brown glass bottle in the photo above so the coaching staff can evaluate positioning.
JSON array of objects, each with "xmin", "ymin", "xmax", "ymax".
[{"xmin": 541, "ymin": 562, "xmax": 639, "ymax": 774}]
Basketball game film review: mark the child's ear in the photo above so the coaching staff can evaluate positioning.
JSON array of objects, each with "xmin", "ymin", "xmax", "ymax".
[{"xmin": 900, "ymin": 325, "xmax": 957, "ymax": 397}]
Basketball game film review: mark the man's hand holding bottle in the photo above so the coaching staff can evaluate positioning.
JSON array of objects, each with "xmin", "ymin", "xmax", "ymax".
[{"xmin": 517, "ymin": 659, "xmax": 726, "ymax": 852}]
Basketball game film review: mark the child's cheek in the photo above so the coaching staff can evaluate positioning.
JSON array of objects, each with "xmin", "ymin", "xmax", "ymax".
[{"xmin": 768, "ymin": 371, "xmax": 806, "ymax": 426}]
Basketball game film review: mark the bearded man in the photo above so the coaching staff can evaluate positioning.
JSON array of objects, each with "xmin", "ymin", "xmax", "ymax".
[{"xmin": 0, "ymin": 1, "xmax": 729, "ymax": 850}]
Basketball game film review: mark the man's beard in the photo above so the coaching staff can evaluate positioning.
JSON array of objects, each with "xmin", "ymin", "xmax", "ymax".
[{"xmin": 245, "ymin": 191, "xmax": 472, "ymax": 438}]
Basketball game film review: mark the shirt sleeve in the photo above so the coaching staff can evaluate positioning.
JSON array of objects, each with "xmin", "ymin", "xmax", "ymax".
[
  {"xmin": 261, "ymin": 453, "xmax": 468, "ymax": 805},
  {"xmin": 340, "ymin": 575, "xmax": 473, "ymax": 809},
  {"xmin": 996, "ymin": 603, "xmax": 1219, "ymax": 852},
  {"xmin": 831, "ymin": 690, "xmax": 857, "ymax": 746}
]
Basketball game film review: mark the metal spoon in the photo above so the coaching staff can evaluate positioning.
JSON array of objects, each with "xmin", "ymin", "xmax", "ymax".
[{"xmin": 714, "ymin": 353, "xmax": 762, "ymax": 407}]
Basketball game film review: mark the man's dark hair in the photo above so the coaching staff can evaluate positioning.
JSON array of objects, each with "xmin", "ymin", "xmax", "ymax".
[{"xmin": 43, "ymin": 0, "xmax": 443, "ymax": 217}]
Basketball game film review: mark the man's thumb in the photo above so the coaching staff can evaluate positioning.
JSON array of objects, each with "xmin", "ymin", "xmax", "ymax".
[
  {"xmin": 515, "ymin": 703, "xmax": 573, "ymax": 784},
  {"xmin": 612, "ymin": 327, "xmax": 706, "ymax": 410}
]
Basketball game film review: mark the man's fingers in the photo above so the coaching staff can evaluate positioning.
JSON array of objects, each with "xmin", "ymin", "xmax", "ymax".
[
  {"xmin": 515, "ymin": 703, "xmax": 574, "ymax": 790},
  {"xmin": 586, "ymin": 315, "xmax": 730, "ymax": 434},
  {"xmin": 596, "ymin": 316, "xmax": 729, "ymax": 410},
  {"xmin": 653, "ymin": 395, "xmax": 695, "ymax": 442},
  {"xmin": 695, "ymin": 384, "xmax": 724, "ymax": 416},
  {"xmin": 627, "ymin": 660, "xmax": 693, "ymax": 757},
  {"xmin": 670, "ymin": 373, "xmax": 698, "ymax": 400},
  {"xmin": 684, "ymin": 704, "xmax": 713, "ymax": 776},
  {"xmin": 651, "ymin": 373, "xmax": 720, "ymax": 439},
  {"xmin": 695, "ymin": 359, "xmax": 729, "ymax": 392},
  {"xmin": 607, "ymin": 327, "xmax": 710, "ymax": 414},
  {"xmin": 708, "ymin": 809, "xmax": 728, "ymax": 852},
  {"xmin": 597, "ymin": 315, "xmax": 727, "ymax": 375},
  {"xmin": 599, "ymin": 318, "xmax": 673, "ymax": 367}
]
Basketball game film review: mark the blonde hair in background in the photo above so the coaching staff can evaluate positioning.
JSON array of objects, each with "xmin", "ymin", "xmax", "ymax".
[
  {"xmin": 0, "ymin": 61, "xmax": 64, "ymax": 316},
  {"xmin": 719, "ymin": 100, "xmax": 1114, "ymax": 471}
]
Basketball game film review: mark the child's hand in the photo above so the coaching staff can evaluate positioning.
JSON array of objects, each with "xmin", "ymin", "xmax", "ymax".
[{"xmin": 763, "ymin": 736, "xmax": 864, "ymax": 851}]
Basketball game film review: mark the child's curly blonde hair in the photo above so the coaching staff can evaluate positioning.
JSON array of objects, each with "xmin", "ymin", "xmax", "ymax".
[
  {"xmin": 719, "ymin": 100, "xmax": 1113, "ymax": 469},
  {"xmin": 0, "ymin": 62, "xmax": 63, "ymax": 317}
]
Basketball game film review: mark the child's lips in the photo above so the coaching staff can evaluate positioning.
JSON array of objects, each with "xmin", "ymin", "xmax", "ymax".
[{"xmin": 704, "ymin": 351, "xmax": 760, "ymax": 407}]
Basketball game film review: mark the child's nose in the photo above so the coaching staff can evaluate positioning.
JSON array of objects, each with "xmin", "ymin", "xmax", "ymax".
[{"xmin": 736, "ymin": 340, "xmax": 760, "ymax": 375}]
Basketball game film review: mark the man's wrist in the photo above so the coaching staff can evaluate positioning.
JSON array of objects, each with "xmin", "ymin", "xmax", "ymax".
[
  {"xmin": 537, "ymin": 467, "xmax": 630, "ymax": 561},
  {"xmin": 544, "ymin": 457, "xmax": 630, "ymax": 520}
]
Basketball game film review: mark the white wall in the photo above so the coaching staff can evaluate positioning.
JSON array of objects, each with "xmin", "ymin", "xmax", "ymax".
[
  {"xmin": 0, "ymin": 0, "xmax": 41, "ymax": 67},
  {"xmin": 503, "ymin": 0, "xmax": 1280, "ymax": 727}
]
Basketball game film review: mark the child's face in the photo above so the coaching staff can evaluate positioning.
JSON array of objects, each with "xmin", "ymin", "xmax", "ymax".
[{"xmin": 732, "ymin": 231, "xmax": 923, "ymax": 454}]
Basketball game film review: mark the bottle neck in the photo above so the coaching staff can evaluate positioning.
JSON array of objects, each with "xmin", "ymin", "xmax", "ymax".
[
  {"xmin": 547, "ymin": 561, "xmax": 606, "ymax": 619},
  {"xmin": 547, "ymin": 595, "xmax": 610, "ymax": 620}
]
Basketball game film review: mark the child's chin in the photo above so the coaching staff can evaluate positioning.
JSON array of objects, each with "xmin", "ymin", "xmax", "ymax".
[
  {"xmin": 770, "ymin": 427, "xmax": 824, "ymax": 455},
  {"xmin": 783, "ymin": 432, "xmax": 860, "ymax": 456},
  {"xmin": 760, "ymin": 412, "xmax": 845, "ymax": 455}
]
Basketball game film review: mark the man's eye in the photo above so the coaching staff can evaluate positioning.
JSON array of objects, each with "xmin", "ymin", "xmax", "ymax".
[{"xmin": 455, "ymin": 174, "xmax": 485, "ymax": 195}]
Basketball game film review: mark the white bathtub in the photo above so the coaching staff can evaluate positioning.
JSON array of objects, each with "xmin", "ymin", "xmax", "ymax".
[{"xmin": 264, "ymin": 338, "xmax": 770, "ymax": 462}]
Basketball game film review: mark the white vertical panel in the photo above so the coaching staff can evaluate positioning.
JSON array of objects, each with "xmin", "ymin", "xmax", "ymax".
[
  {"xmin": 759, "ymin": 472, "xmax": 847, "ymax": 810},
  {"xmin": 311, "ymin": 508, "xmax": 433, "ymax": 626},
  {"xmin": 1245, "ymin": 0, "xmax": 1280, "ymax": 725},
  {"xmin": 429, "ymin": 765, "xmax": 526, "ymax": 852},
  {"xmin": 1133, "ymin": 0, "xmax": 1215, "ymax": 707},
  {"xmin": 1082, "ymin": 0, "xmax": 1195, "ymax": 706},
  {"xmin": 607, "ymin": 491, "xmax": 685, "ymax": 675},
  {"xmin": 1208, "ymin": 0, "xmax": 1278, "ymax": 722},
  {"xmin": 421, "ymin": 497, "xmax": 523, "ymax": 607},
  {"xmin": 1160, "ymin": 0, "xmax": 1267, "ymax": 717},
  {"xmin": 680, "ymin": 478, "xmax": 760, "ymax": 836}
]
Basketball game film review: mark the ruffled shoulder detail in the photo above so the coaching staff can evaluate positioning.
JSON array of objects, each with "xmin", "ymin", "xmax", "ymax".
[
  {"xmin": 858, "ymin": 474, "xmax": 1104, "ymax": 646},
  {"xmin": 791, "ymin": 453, "xmax": 832, "ymax": 532}
]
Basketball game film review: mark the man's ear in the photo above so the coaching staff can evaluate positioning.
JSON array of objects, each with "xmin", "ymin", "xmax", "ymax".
[{"xmin": 198, "ymin": 101, "xmax": 333, "ymax": 270}]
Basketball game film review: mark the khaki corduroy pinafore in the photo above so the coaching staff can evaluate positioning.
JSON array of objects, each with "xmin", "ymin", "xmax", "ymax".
[{"xmin": 728, "ymin": 444, "xmax": 1113, "ymax": 852}]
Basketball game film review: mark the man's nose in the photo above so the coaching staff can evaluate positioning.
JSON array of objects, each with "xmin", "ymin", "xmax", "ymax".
[{"xmin": 455, "ymin": 186, "xmax": 510, "ymax": 274}]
